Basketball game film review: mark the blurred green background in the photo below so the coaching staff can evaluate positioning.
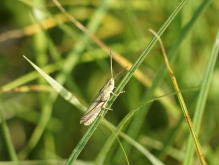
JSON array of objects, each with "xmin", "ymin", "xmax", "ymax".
[{"xmin": 0, "ymin": 0, "xmax": 219, "ymax": 165}]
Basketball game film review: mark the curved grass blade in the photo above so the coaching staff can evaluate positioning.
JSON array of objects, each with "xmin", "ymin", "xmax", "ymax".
[
  {"xmin": 104, "ymin": 121, "xmax": 130, "ymax": 165},
  {"xmin": 96, "ymin": 92, "xmax": 180, "ymax": 165},
  {"xmin": 100, "ymin": 99, "xmax": 167, "ymax": 165}
]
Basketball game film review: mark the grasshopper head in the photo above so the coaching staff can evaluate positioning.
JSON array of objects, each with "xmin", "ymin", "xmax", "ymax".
[{"xmin": 108, "ymin": 78, "xmax": 115, "ymax": 91}]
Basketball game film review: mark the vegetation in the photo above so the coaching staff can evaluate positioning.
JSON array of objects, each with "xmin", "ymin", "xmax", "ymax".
[{"xmin": 0, "ymin": 0, "xmax": 219, "ymax": 165}]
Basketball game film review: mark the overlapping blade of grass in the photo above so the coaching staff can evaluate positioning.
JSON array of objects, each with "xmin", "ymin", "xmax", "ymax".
[
  {"xmin": 96, "ymin": 95, "xmax": 174, "ymax": 165},
  {"xmin": 113, "ymin": 0, "xmax": 213, "ymax": 163},
  {"xmin": 97, "ymin": 119, "xmax": 158, "ymax": 165},
  {"xmin": 96, "ymin": 90, "xmax": 186, "ymax": 164},
  {"xmin": 97, "ymin": 89, "xmax": 197, "ymax": 164},
  {"xmin": 183, "ymin": 28, "xmax": 219, "ymax": 165}
]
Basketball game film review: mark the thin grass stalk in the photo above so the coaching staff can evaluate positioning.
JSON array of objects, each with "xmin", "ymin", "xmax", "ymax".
[
  {"xmin": 149, "ymin": 29, "xmax": 207, "ymax": 165},
  {"xmin": 183, "ymin": 28, "xmax": 219, "ymax": 164}
]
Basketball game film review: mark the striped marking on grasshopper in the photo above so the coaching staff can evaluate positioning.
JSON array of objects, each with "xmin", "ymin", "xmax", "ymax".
[{"xmin": 80, "ymin": 50, "xmax": 124, "ymax": 126}]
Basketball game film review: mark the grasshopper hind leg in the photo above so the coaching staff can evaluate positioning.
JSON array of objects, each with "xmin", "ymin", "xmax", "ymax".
[{"xmin": 102, "ymin": 99, "xmax": 113, "ymax": 110}]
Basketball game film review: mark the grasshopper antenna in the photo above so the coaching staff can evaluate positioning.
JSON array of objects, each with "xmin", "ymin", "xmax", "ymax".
[
  {"xmin": 110, "ymin": 49, "xmax": 128, "ymax": 79},
  {"xmin": 110, "ymin": 50, "xmax": 113, "ymax": 78},
  {"xmin": 114, "ymin": 66, "xmax": 129, "ymax": 79},
  {"xmin": 110, "ymin": 50, "xmax": 128, "ymax": 79}
]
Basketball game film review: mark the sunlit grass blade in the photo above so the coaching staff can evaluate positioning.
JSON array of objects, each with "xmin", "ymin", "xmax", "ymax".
[
  {"xmin": 149, "ymin": 29, "xmax": 207, "ymax": 165},
  {"xmin": 1, "ymin": 62, "xmax": 61, "ymax": 90},
  {"xmin": 0, "ymin": 85, "xmax": 54, "ymax": 93},
  {"xmin": 23, "ymin": 56, "xmax": 86, "ymax": 112}
]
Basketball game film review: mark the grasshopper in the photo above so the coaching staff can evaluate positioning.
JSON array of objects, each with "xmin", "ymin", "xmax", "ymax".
[{"xmin": 80, "ymin": 50, "xmax": 124, "ymax": 126}]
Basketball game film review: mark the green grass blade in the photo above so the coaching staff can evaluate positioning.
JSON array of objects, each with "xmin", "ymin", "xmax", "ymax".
[
  {"xmin": 0, "ymin": 106, "xmax": 18, "ymax": 164},
  {"xmin": 183, "ymin": 28, "xmax": 219, "ymax": 165}
]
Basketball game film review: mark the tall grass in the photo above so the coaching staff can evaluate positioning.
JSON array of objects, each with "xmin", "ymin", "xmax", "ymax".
[{"xmin": 0, "ymin": 0, "xmax": 218, "ymax": 165}]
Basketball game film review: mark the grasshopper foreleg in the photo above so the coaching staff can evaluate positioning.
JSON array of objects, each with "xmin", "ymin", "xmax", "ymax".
[{"xmin": 111, "ymin": 90, "xmax": 125, "ymax": 97}]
